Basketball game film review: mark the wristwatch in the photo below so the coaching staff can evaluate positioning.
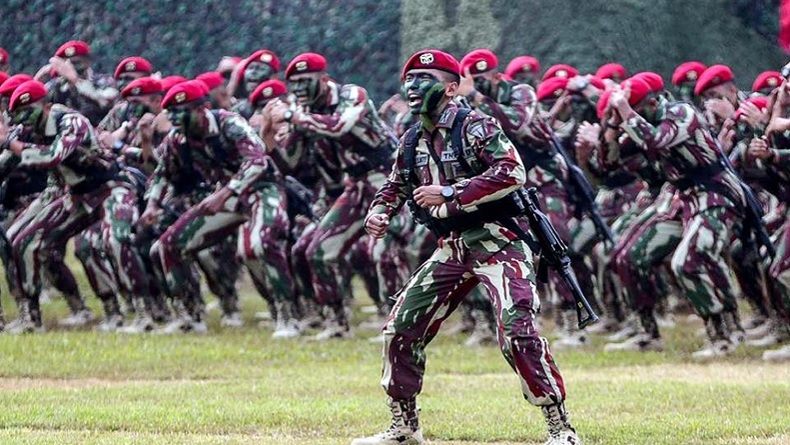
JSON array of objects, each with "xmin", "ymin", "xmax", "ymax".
[
  {"xmin": 441, "ymin": 185, "xmax": 455, "ymax": 202},
  {"xmin": 112, "ymin": 139, "xmax": 125, "ymax": 153},
  {"xmin": 283, "ymin": 110, "xmax": 294, "ymax": 123}
]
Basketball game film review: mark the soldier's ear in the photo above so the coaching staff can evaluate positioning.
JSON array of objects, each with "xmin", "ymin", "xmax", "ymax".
[{"xmin": 445, "ymin": 80, "xmax": 459, "ymax": 97}]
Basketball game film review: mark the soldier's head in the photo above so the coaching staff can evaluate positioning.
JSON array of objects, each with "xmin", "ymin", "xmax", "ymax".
[
  {"xmin": 0, "ymin": 74, "xmax": 34, "ymax": 118},
  {"xmin": 672, "ymin": 61, "xmax": 706, "ymax": 104},
  {"xmin": 536, "ymin": 76, "xmax": 569, "ymax": 118},
  {"xmin": 196, "ymin": 72, "xmax": 231, "ymax": 110},
  {"xmin": 596, "ymin": 63, "xmax": 627, "ymax": 87},
  {"xmin": 55, "ymin": 40, "xmax": 92, "ymax": 78},
  {"xmin": 401, "ymin": 50, "xmax": 460, "ymax": 117},
  {"xmin": 460, "ymin": 49, "xmax": 501, "ymax": 98},
  {"xmin": 122, "ymin": 77, "xmax": 163, "ymax": 120},
  {"xmin": 240, "ymin": 50, "xmax": 280, "ymax": 96},
  {"xmin": 286, "ymin": 53, "xmax": 329, "ymax": 107},
  {"xmin": 504, "ymin": 56, "xmax": 540, "ymax": 87},
  {"xmin": 0, "ymin": 48, "xmax": 9, "ymax": 73},
  {"xmin": 161, "ymin": 80, "xmax": 211, "ymax": 138},
  {"xmin": 623, "ymin": 77, "xmax": 659, "ymax": 124},
  {"xmin": 733, "ymin": 96, "xmax": 769, "ymax": 139},
  {"xmin": 250, "ymin": 79, "xmax": 288, "ymax": 111},
  {"xmin": 8, "ymin": 80, "xmax": 51, "ymax": 136},
  {"xmin": 751, "ymin": 71, "xmax": 782, "ymax": 97},
  {"xmin": 114, "ymin": 56, "xmax": 153, "ymax": 92},
  {"xmin": 695, "ymin": 65, "xmax": 738, "ymax": 105}
]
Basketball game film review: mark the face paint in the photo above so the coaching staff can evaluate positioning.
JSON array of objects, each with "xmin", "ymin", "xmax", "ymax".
[
  {"xmin": 403, "ymin": 72, "xmax": 447, "ymax": 115},
  {"xmin": 288, "ymin": 76, "xmax": 321, "ymax": 106},
  {"xmin": 124, "ymin": 101, "xmax": 152, "ymax": 121},
  {"xmin": 473, "ymin": 77, "xmax": 493, "ymax": 97},
  {"xmin": 70, "ymin": 58, "xmax": 90, "ymax": 78},
  {"xmin": 10, "ymin": 105, "xmax": 44, "ymax": 129},
  {"xmin": 243, "ymin": 62, "xmax": 274, "ymax": 93},
  {"xmin": 116, "ymin": 75, "xmax": 137, "ymax": 92},
  {"xmin": 167, "ymin": 107, "xmax": 191, "ymax": 130}
]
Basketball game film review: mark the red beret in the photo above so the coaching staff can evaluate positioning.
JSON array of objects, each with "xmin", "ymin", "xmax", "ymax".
[
  {"xmin": 195, "ymin": 72, "xmax": 225, "ymax": 90},
  {"xmin": 401, "ymin": 49, "xmax": 460, "ymax": 80},
  {"xmin": 121, "ymin": 77, "xmax": 162, "ymax": 98},
  {"xmin": 694, "ymin": 64, "xmax": 735, "ymax": 96},
  {"xmin": 595, "ymin": 63, "xmax": 627, "ymax": 81},
  {"xmin": 55, "ymin": 40, "xmax": 91, "ymax": 58},
  {"xmin": 286, "ymin": 52, "xmax": 328, "ymax": 78},
  {"xmin": 752, "ymin": 71, "xmax": 782, "ymax": 93},
  {"xmin": 632, "ymin": 72, "xmax": 664, "ymax": 93},
  {"xmin": 114, "ymin": 57, "xmax": 153, "ymax": 79},
  {"xmin": 9, "ymin": 80, "xmax": 48, "ymax": 112},
  {"xmin": 734, "ymin": 96, "xmax": 769, "ymax": 122},
  {"xmin": 622, "ymin": 78, "xmax": 653, "ymax": 106},
  {"xmin": 589, "ymin": 76, "xmax": 606, "ymax": 90},
  {"xmin": 0, "ymin": 48, "xmax": 8, "ymax": 65},
  {"xmin": 0, "ymin": 71, "xmax": 8, "ymax": 87},
  {"xmin": 460, "ymin": 48, "xmax": 498, "ymax": 75},
  {"xmin": 597, "ymin": 89, "xmax": 612, "ymax": 119},
  {"xmin": 0, "ymin": 74, "xmax": 34, "ymax": 97},
  {"xmin": 240, "ymin": 49, "xmax": 281, "ymax": 79},
  {"xmin": 161, "ymin": 80, "xmax": 206, "ymax": 109},
  {"xmin": 160, "ymin": 75, "xmax": 188, "ymax": 93},
  {"xmin": 536, "ymin": 76, "xmax": 569, "ymax": 102},
  {"xmin": 542, "ymin": 64, "xmax": 578, "ymax": 81},
  {"xmin": 504, "ymin": 56, "xmax": 540, "ymax": 78},
  {"xmin": 249, "ymin": 79, "xmax": 288, "ymax": 106},
  {"xmin": 671, "ymin": 61, "xmax": 706, "ymax": 86}
]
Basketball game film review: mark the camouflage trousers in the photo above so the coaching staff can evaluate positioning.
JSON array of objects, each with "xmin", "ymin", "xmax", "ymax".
[
  {"xmin": 370, "ymin": 206, "xmax": 414, "ymax": 311},
  {"xmin": 768, "ymin": 207, "xmax": 790, "ymax": 320},
  {"xmin": 382, "ymin": 234, "xmax": 566, "ymax": 406},
  {"xmin": 303, "ymin": 172, "xmax": 386, "ymax": 320},
  {"xmin": 614, "ymin": 192, "xmax": 740, "ymax": 319},
  {"xmin": 11, "ymin": 182, "xmax": 147, "ymax": 324},
  {"xmin": 155, "ymin": 183, "xmax": 293, "ymax": 322},
  {"xmin": 74, "ymin": 223, "xmax": 123, "ymax": 316},
  {"xmin": 534, "ymin": 188, "xmax": 578, "ymax": 311}
]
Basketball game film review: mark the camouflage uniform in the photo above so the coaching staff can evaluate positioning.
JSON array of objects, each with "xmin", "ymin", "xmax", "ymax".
[
  {"xmin": 619, "ymin": 99, "xmax": 745, "ymax": 351},
  {"xmin": 46, "ymin": 74, "xmax": 117, "ymax": 126},
  {"xmin": 284, "ymin": 80, "xmax": 396, "ymax": 335},
  {"xmin": 152, "ymin": 110, "xmax": 293, "ymax": 331},
  {"xmin": 368, "ymin": 102, "xmax": 567, "ymax": 409}
]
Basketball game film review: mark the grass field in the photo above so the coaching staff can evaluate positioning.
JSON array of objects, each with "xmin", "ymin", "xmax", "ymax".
[{"xmin": 0, "ymin": 276, "xmax": 789, "ymax": 445}]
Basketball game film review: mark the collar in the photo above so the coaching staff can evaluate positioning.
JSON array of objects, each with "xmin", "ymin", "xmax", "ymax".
[{"xmin": 434, "ymin": 102, "xmax": 460, "ymax": 129}]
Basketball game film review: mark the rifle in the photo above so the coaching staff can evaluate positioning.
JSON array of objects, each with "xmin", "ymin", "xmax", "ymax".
[
  {"xmin": 547, "ymin": 131, "xmax": 615, "ymax": 246},
  {"xmin": 520, "ymin": 187, "xmax": 599, "ymax": 328}
]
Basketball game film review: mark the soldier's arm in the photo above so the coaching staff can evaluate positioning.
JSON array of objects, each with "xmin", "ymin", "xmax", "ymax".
[
  {"xmin": 620, "ymin": 103, "xmax": 693, "ymax": 155},
  {"xmin": 453, "ymin": 116, "xmax": 526, "ymax": 208},
  {"xmin": 367, "ymin": 141, "xmax": 408, "ymax": 219},
  {"xmin": 75, "ymin": 78, "xmax": 118, "ymax": 110},
  {"xmin": 271, "ymin": 131, "xmax": 309, "ymax": 175},
  {"xmin": 222, "ymin": 115, "xmax": 278, "ymax": 195},
  {"xmin": 476, "ymin": 84, "xmax": 536, "ymax": 136},
  {"xmin": 96, "ymin": 102, "xmax": 126, "ymax": 133},
  {"xmin": 293, "ymin": 84, "xmax": 367, "ymax": 137},
  {"xmin": 17, "ymin": 113, "xmax": 88, "ymax": 168}
]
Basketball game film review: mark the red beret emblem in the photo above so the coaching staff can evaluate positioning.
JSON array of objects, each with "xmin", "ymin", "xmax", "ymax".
[
  {"xmin": 295, "ymin": 61, "xmax": 308, "ymax": 71},
  {"xmin": 522, "ymin": 64, "xmax": 532, "ymax": 72},
  {"xmin": 64, "ymin": 47, "xmax": 76, "ymax": 57},
  {"xmin": 553, "ymin": 88, "xmax": 563, "ymax": 98},
  {"xmin": 687, "ymin": 71, "xmax": 698, "ymax": 81},
  {"xmin": 711, "ymin": 76, "xmax": 720, "ymax": 85},
  {"xmin": 556, "ymin": 69, "xmax": 568, "ymax": 78},
  {"xmin": 19, "ymin": 92, "xmax": 30, "ymax": 104},
  {"xmin": 419, "ymin": 53, "xmax": 434, "ymax": 65},
  {"xmin": 260, "ymin": 53, "xmax": 273, "ymax": 63},
  {"xmin": 768, "ymin": 77, "xmax": 779, "ymax": 87},
  {"xmin": 475, "ymin": 60, "xmax": 487, "ymax": 72},
  {"xmin": 131, "ymin": 87, "xmax": 141, "ymax": 95},
  {"xmin": 125, "ymin": 61, "xmax": 136, "ymax": 72},
  {"xmin": 263, "ymin": 86, "xmax": 273, "ymax": 97},
  {"xmin": 175, "ymin": 91, "xmax": 187, "ymax": 103}
]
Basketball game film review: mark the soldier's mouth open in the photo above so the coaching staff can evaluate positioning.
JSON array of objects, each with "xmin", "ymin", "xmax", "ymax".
[{"xmin": 407, "ymin": 93, "xmax": 422, "ymax": 107}]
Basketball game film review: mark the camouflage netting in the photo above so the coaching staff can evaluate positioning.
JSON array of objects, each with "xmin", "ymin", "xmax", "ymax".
[
  {"xmin": 0, "ymin": 0, "xmax": 786, "ymax": 105},
  {"xmin": 0, "ymin": 0, "xmax": 400, "ymax": 103}
]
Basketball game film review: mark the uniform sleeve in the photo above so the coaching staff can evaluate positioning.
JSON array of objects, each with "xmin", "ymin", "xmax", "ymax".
[
  {"xmin": 18, "ymin": 114, "xmax": 89, "ymax": 168},
  {"xmin": 620, "ymin": 104, "xmax": 694, "ymax": 156},
  {"xmin": 476, "ymin": 84, "xmax": 536, "ymax": 138},
  {"xmin": 97, "ymin": 102, "xmax": 126, "ymax": 133},
  {"xmin": 75, "ymin": 78, "xmax": 119, "ymax": 110},
  {"xmin": 453, "ymin": 116, "xmax": 526, "ymax": 208},
  {"xmin": 145, "ymin": 137, "xmax": 173, "ymax": 204},
  {"xmin": 221, "ymin": 115, "xmax": 276, "ymax": 195},
  {"xmin": 367, "ymin": 139, "xmax": 408, "ymax": 218},
  {"xmin": 294, "ymin": 85, "xmax": 367, "ymax": 137}
]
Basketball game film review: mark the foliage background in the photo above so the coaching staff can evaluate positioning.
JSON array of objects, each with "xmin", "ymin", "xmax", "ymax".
[{"xmin": 0, "ymin": 0, "xmax": 786, "ymax": 103}]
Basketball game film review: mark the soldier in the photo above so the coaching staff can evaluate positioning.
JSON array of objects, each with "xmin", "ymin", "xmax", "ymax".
[
  {"xmin": 46, "ymin": 40, "xmax": 118, "ymax": 125},
  {"xmin": 146, "ymin": 81, "xmax": 296, "ymax": 336},
  {"xmin": 542, "ymin": 64, "xmax": 578, "ymax": 82},
  {"xmin": 269, "ymin": 52, "xmax": 397, "ymax": 339},
  {"xmin": 97, "ymin": 56, "xmax": 154, "ymax": 133},
  {"xmin": 595, "ymin": 62, "xmax": 627, "ymax": 86},
  {"xmin": 196, "ymin": 72, "xmax": 232, "ymax": 110},
  {"xmin": 230, "ymin": 50, "xmax": 280, "ymax": 119},
  {"xmin": 670, "ymin": 61, "xmax": 706, "ymax": 105},
  {"xmin": 607, "ymin": 77, "xmax": 747, "ymax": 359},
  {"xmin": 751, "ymin": 71, "xmax": 782, "ymax": 97},
  {"xmin": 0, "ymin": 80, "xmax": 146, "ymax": 333},
  {"xmin": 354, "ymin": 49, "xmax": 581, "ymax": 445},
  {"xmin": 503, "ymin": 55, "xmax": 541, "ymax": 87}
]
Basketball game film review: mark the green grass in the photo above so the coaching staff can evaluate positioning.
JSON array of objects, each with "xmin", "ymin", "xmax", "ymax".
[{"xmin": 0, "ymin": 273, "xmax": 788, "ymax": 445}]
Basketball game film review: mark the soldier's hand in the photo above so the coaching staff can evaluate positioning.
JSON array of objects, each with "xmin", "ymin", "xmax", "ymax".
[
  {"xmin": 413, "ymin": 185, "xmax": 445, "ymax": 208},
  {"xmin": 98, "ymin": 131, "xmax": 118, "ymax": 150},
  {"xmin": 365, "ymin": 213, "xmax": 390, "ymax": 239},
  {"xmin": 717, "ymin": 118, "xmax": 736, "ymax": 153},
  {"xmin": 49, "ymin": 57, "xmax": 78, "ymax": 84},
  {"xmin": 575, "ymin": 122, "xmax": 601, "ymax": 156},
  {"xmin": 740, "ymin": 101, "xmax": 767, "ymax": 128},
  {"xmin": 704, "ymin": 98, "xmax": 735, "ymax": 122},
  {"xmin": 456, "ymin": 68, "xmax": 476, "ymax": 98},
  {"xmin": 140, "ymin": 204, "xmax": 162, "ymax": 225},
  {"xmin": 138, "ymin": 113, "xmax": 156, "ymax": 143},
  {"xmin": 748, "ymin": 137, "xmax": 773, "ymax": 160}
]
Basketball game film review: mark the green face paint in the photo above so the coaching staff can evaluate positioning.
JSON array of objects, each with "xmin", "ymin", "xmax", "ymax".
[
  {"xmin": 167, "ymin": 107, "xmax": 190, "ymax": 130},
  {"xmin": 70, "ymin": 58, "xmax": 90, "ymax": 78},
  {"xmin": 288, "ymin": 76, "xmax": 321, "ymax": 106},
  {"xmin": 10, "ymin": 105, "xmax": 44, "ymax": 129},
  {"xmin": 116, "ymin": 75, "xmax": 137, "ymax": 92},
  {"xmin": 125, "ymin": 101, "xmax": 151, "ymax": 121},
  {"xmin": 244, "ymin": 62, "xmax": 274, "ymax": 94},
  {"xmin": 403, "ymin": 72, "xmax": 446, "ymax": 115},
  {"xmin": 474, "ymin": 77, "xmax": 493, "ymax": 97}
]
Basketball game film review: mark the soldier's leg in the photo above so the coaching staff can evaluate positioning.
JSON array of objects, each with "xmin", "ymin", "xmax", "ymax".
[
  {"xmin": 73, "ymin": 226, "xmax": 122, "ymax": 328},
  {"xmin": 196, "ymin": 238, "xmax": 242, "ymax": 323}
]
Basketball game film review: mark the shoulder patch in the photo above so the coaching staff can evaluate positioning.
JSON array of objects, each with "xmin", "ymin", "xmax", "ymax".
[{"xmin": 466, "ymin": 119, "xmax": 488, "ymax": 140}]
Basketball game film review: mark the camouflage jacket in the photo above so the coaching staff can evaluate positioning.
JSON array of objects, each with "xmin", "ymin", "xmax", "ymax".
[
  {"xmin": 283, "ymin": 81, "xmax": 397, "ymax": 178},
  {"xmin": 147, "ymin": 109, "xmax": 278, "ymax": 203},
  {"xmin": 46, "ymin": 73, "xmax": 118, "ymax": 126},
  {"xmin": 369, "ymin": 102, "xmax": 528, "ymax": 247},
  {"xmin": 16, "ymin": 104, "xmax": 117, "ymax": 190},
  {"xmin": 96, "ymin": 99, "xmax": 129, "ymax": 133},
  {"xmin": 621, "ymin": 101, "xmax": 744, "ymax": 213}
]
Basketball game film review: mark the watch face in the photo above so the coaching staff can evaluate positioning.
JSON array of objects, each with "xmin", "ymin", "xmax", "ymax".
[{"xmin": 442, "ymin": 186, "xmax": 454, "ymax": 199}]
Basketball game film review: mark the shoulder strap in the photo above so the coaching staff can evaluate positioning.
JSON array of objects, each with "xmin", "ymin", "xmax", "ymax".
[
  {"xmin": 402, "ymin": 123, "xmax": 421, "ymax": 182},
  {"xmin": 450, "ymin": 107, "xmax": 474, "ymax": 175}
]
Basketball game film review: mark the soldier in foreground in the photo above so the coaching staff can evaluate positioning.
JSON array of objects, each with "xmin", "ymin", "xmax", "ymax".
[{"xmin": 355, "ymin": 49, "xmax": 581, "ymax": 445}]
